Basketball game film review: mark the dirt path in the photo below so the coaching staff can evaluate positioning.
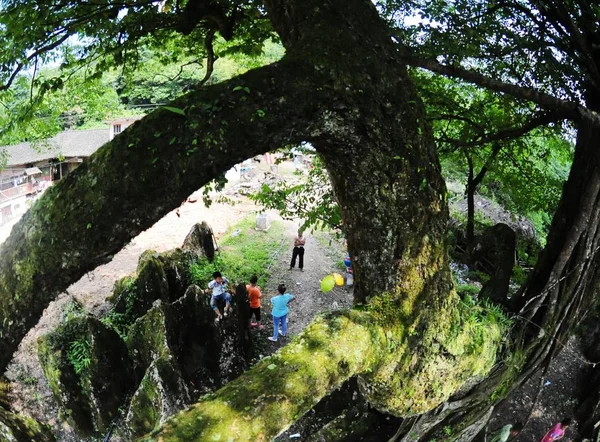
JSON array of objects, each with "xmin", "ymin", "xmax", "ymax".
[{"xmin": 251, "ymin": 222, "xmax": 351, "ymax": 350}]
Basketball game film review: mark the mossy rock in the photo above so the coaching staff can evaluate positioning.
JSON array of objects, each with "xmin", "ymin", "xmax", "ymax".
[
  {"xmin": 182, "ymin": 222, "xmax": 215, "ymax": 260},
  {"xmin": 37, "ymin": 316, "xmax": 134, "ymax": 436},
  {"xmin": 106, "ymin": 275, "xmax": 137, "ymax": 311},
  {"xmin": 126, "ymin": 283, "xmax": 251, "ymax": 398},
  {"xmin": 159, "ymin": 249, "xmax": 196, "ymax": 302},
  {"xmin": 126, "ymin": 302, "xmax": 174, "ymax": 374},
  {"xmin": 133, "ymin": 250, "xmax": 171, "ymax": 315},
  {"xmin": 105, "ymin": 249, "xmax": 197, "ymax": 338},
  {"xmin": 0, "ymin": 406, "xmax": 55, "ymax": 442},
  {"xmin": 124, "ymin": 357, "xmax": 190, "ymax": 440}
]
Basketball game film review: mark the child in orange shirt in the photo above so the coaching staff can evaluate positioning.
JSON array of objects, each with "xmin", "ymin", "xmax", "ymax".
[{"xmin": 247, "ymin": 275, "xmax": 264, "ymax": 329}]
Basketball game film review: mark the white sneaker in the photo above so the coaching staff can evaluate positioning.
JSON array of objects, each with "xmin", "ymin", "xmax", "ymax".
[
  {"xmin": 278, "ymin": 330, "xmax": 286, "ymax": 337},
  {"xmin": 268, "ymin": 337, "xmax": 277, "ymax": 342}
]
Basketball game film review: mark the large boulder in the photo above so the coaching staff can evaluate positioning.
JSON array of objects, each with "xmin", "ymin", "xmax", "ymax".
[
  {"xmin": 167, "ymin": 285, "xmax": 252, "ymax": 395},
  {"xmin": 121, "ymin": 284, "xmax": 252, "ymax": 437},
  {"xmin": 126, "ymin": 302, "xmax": 174, "ymax": 374},
  {"xmin": 37, "ymin": 316, "xmax": 134, "ymax": 436},
  {"xmin": 182, "ymin": 221, "xmax": 215, "ymax": 260}
]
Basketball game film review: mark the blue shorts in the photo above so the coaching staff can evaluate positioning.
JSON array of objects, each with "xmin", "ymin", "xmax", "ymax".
[{"xmin": 210, "ymin": 293, "xmax": 231, "ymax": 310}]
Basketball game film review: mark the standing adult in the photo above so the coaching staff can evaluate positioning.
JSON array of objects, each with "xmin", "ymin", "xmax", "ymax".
[
  {"xmin": 268, "ymin": 284, "xmax": 295, "ymax": 342},
  {"xmin": 290, "ymin": 229, "xmax": 306, "ymax": 271}
]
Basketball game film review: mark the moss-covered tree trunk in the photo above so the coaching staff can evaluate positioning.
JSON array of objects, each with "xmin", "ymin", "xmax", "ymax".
[
  {"xmin": 144, "ymin": 1, "xmax": 504, "ymax": 440},
  {"xmin": 398, "ymin": 96, "xmax": 600, "ymax": 442}
]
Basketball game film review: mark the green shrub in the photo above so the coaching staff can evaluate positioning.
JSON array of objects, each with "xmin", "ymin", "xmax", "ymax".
[
  {"xmin": 67, "ymin": 337, "xmax": 92, "ymax": 375},
  {"xmin": 455, "ymin": 284, "xmax": 480, "ymax": 298},
  {"xmin": 190, "ymin": 217, "xmax": 286, "ymax": 289}
]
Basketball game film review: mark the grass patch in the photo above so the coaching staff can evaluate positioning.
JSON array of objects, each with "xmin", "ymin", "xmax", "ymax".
[{"xmin": 190, "ymin": 216, "xmax": 286, "ymax": 288}]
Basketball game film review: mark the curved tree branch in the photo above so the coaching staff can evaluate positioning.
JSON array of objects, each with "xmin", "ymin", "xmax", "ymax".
[
  {"xmin": 0, "ymin": 58, "xmax": 327, "ymax": 374},
  {"xmin": 439, "ymin": 110, "xmax": 570, "ymax": 148}
]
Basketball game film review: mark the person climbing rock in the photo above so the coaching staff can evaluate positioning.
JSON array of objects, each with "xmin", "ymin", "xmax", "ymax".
[
  {"xmin": 488, "ymin": 422, "xmax": 523, "ymax": 442},
  {"xmin": 290, "ymin": 228, "xmax": 306, "ymax": 271},
  {"xmin": 246, "ymin": 275, "xmax": 264, "ymax": 329},
  {"xmin": 541, "ymin": 418, "xmax": 571, "ymax": 442},
  {"xmin": 268, "ymin": 284, "xmax": 295, "ymax": 342},
  {"xmin": 205, "ymin": 271, "xmax": 234, "ymax": 321}
]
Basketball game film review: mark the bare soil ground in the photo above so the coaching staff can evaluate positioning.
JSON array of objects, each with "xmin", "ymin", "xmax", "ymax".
[{"xmin": 487, "ymin": 337, "xmax": 590, "ymax": 442}]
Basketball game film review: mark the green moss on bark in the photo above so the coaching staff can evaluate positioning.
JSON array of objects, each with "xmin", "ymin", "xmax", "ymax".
[{"xmin": 144, "ymin": 296, "xmax": 506, "ymax": 441}]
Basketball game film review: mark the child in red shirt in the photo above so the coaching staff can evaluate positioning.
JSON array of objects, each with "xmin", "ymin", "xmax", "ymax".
[{"xmin": 246, "ymin": 275, "xmax": 264, "ymax": 329}]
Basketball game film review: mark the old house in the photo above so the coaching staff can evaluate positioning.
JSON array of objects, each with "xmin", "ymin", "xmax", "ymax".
[{"xmin": 0, "ymin": 117, "xmax": 142, "ymax": 226}]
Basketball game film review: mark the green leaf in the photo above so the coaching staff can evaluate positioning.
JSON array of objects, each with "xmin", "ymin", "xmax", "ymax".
[
  {"xmin": 267, "ymin": 364, "xmax": 277, "ymax": 370},
  {"xmin": 162, "ymin": 106, "xmax": 186, "ymax": 116}
]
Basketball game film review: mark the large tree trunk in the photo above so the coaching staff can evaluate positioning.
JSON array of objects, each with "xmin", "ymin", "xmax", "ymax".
[
  {"xmin": 395, "ymin": 104, "xmax": 600, "ymax": 442},
  {"xmin": 144, "ymin": 1, "xmax": 504, "ymax": 440}
]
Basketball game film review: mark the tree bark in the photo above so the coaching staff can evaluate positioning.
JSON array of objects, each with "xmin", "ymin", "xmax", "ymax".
[{"xmin": 397, "ymin": 102, "xmax": 600, "ymax": 442}]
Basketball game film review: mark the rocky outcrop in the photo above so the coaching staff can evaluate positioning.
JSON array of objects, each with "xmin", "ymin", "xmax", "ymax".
[
  {"xmin": 37, "ymin": 316, "xmax": 134, "ymax": 436},
  {"xmin": 0, "ymin": 406, "xmax": 55, "ymax": 442},
  {"xmin": 37, "ymin": 223, "xmax": 253, "ymax": 438},
  {"xmin": 123, "ymin": 357, "xmax": 190, "ymax": 440}
]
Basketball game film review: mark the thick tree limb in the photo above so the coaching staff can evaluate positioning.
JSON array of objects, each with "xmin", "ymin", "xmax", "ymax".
[{"xmin": 0, "ymin": 59, "xmax": 326, "ymax": 374}]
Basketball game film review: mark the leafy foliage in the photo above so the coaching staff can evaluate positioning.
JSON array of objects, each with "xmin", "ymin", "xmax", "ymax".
[
  {"xmin": 66, "ymin": 337, "xmax": 92, "ymax": 375},
  {"xmin": 101, "ymin": 277, "xmax": 137, "ymax": 339},
  {"xmin": 250, "ymin": 153, "xmax": 343, "ymax": 234}
]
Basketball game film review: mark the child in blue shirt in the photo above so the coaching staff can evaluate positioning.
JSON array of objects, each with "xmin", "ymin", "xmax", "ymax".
[
  {"xmin": 268, "ymin": 284, "xmax": 295, "ymax": 342},
  {"xmin": 204, "ymin": 271, "xmax": 233, "ymax": 321}
]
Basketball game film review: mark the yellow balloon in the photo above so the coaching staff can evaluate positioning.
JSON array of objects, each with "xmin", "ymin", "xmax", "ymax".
[
  {"xmin": 333, "ymin": 273, "xmax": 344, "ymax": 286},
  {"xmin": 321, "ymin": 274, "xmax": 336, "ymax": 293}
]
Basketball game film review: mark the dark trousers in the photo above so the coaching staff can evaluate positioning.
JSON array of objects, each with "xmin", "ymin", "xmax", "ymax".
[
  {"xmin": 290, "ymin": 246, "xmax": 304, "ymax": 269},
  {"xmin": 249, "ymin": 307, "xmax": 261, "ymax": 322}
]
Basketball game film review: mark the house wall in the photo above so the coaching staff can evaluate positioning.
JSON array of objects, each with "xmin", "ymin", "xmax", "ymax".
[{"xmin": 0, "ymin": 194, "xmax": 27, "ymax": 226}]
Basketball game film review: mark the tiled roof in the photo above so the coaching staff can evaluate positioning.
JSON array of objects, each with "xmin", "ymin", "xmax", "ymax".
[{"xmin": 1, "ymin": 128, "xmax": 110, "ymax": 166}]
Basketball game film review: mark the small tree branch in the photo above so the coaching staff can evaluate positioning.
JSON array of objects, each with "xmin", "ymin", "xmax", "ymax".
[{"xmin": 440, "ymin": 111, "xmax": 569, "ymax": 149}]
